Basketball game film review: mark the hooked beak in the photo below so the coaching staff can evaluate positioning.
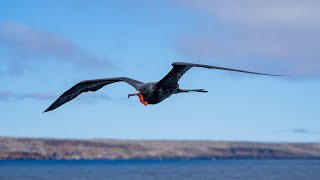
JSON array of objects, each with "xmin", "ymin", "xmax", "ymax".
[{"xmin": 128, "ymin": 90, "xmax": 141, "ymax": 99}]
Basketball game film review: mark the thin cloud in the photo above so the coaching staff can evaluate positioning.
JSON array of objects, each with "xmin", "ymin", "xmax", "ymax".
[
  {"xmin": 173, "ymin": 0, "xmax": 320, "ymax": 76},
  {"xmin": 0, "ymin": 91, "xmax": 55, "ymax": 101},
  {"xmin": 0, "ymin": 90, "xmax": 111, "ymax": 104},
  {"xmin": 0, "ymin": 22, "xmax": 113, "ymax": 74},
  {"xmin": 292, "ymin": 128, "xmax": 320, "ymax": 134},
  {"xmin": 293, "ymin": 128, "xmax": 311, "ymax": 134}
]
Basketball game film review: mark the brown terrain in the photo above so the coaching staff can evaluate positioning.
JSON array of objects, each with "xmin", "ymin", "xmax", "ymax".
[{"xmin": 0, "ymin": 137, "xmax": 319, "ymax": 160}]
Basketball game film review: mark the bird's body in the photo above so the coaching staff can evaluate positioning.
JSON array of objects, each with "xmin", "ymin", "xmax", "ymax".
[
  {"xmin": 44, "ymin": 62, "xmax": 282, "ymax": 112},
  {"xmin": 141, "ymin": 82, "xmax": 177, "ymax": 105}
]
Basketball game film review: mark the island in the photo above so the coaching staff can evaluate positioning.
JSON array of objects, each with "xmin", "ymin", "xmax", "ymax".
[{"xmin": 0, "ymin": 137, "xmax": 319, "ymax": 160}]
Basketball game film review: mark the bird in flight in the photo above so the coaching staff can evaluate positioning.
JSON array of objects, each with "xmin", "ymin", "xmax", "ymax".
[{"xmin": 44, "ymin": 62, "xmax": 282, "ymax": 112}]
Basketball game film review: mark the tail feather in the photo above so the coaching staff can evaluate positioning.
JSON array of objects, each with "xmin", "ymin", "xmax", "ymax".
[{"xmin": 178, "ymin": 89, "xmax": 208, "ymax": 93}]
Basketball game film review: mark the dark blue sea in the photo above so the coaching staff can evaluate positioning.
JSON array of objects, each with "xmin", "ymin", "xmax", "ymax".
[{"xmin": 0, "ymin": 159, "xmax": 319, "ymax": 180}]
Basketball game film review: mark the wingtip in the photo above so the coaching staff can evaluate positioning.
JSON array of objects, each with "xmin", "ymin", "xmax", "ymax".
[
  {"xmin": 43, "ymin": 107, "xmax": 52, "ymax": 113},
  {"xmin": 270, "ymin": 74, "xmax": 288, "ymax": 77}
]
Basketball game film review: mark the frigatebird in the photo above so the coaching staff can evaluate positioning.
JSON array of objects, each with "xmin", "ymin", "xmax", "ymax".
[{"xmin": 44, "ymin": 62, "xmax": 281, "ymax": 112}]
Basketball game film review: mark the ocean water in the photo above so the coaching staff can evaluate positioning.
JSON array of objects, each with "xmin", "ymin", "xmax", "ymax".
[{"xmin": 0, "ymin": 159, "xmax": 319, "ymax": 180}]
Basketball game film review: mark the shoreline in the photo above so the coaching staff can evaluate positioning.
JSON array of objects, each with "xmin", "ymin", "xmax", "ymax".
[{"xmin": 1, "ymin": 137, "xmax": 319, "ymax": 160}]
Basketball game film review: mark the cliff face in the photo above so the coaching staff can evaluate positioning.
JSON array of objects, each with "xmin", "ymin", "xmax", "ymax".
[{"xmin": 0, "ymin": 137, "xmax": 319, "ymax": 160}]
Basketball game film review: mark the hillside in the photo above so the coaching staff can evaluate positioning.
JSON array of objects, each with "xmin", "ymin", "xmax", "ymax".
[{"xmin": 0, "ymin": 137, "xmax": 319, "ymax": 160}]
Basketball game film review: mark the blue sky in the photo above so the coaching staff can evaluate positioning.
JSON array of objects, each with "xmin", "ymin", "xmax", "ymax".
[{"xmin": 0, "ymin": 0, "xmax": 319, "ymax": 142}]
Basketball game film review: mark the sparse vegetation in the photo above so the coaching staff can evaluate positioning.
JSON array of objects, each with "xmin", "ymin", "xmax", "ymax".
[{"xmin": 0, "ymin": 137, "xmax": 319, "ymax": 160}]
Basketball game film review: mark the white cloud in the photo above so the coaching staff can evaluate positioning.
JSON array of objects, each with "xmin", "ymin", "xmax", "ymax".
[
  {"xmin": 173, "ymin": 0, "xmax": 320, "ymax": 76},
  {"xmin": 0, "ymin": 22, "xmax": 112, "ymax": 74}
]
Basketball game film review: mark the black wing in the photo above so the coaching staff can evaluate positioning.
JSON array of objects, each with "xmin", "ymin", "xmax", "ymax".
[
  {"xmin": 158, "ymin": 62, "xmax": 283, "ymax": 89},
  {"xmin": 44, "ymin": 77, "xmax": 144, "ymax": 112}
]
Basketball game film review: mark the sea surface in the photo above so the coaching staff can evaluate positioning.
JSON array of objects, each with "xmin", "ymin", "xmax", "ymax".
[{"xmin": 0, "ymin": 159, "xmax": 319, "ymax": 180}]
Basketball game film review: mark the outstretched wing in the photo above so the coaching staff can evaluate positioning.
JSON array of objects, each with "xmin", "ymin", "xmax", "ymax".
[
  {"xmin": 44, "ymin": 77, "xmax": 144, "ymax": 112},
  {"xmin": 158, "ymin": 62, "xmax": 283, "ymax": 89}
]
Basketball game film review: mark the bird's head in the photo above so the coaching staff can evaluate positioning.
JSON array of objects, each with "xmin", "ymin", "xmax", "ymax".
[{"xmin": 127, "ymin": 84, "xmax": 153, "ymax": 106}]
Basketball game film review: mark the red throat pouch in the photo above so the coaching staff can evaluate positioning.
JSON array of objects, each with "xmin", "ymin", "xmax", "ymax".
[{"xmin": 138, "ymin": 94, "xmax": 148, "ymax": 106}]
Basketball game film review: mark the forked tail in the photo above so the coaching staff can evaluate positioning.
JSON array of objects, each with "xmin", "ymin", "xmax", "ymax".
[{"xmin": 177, "ymin": 89, "xmax": 208, "ymax": 93}]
